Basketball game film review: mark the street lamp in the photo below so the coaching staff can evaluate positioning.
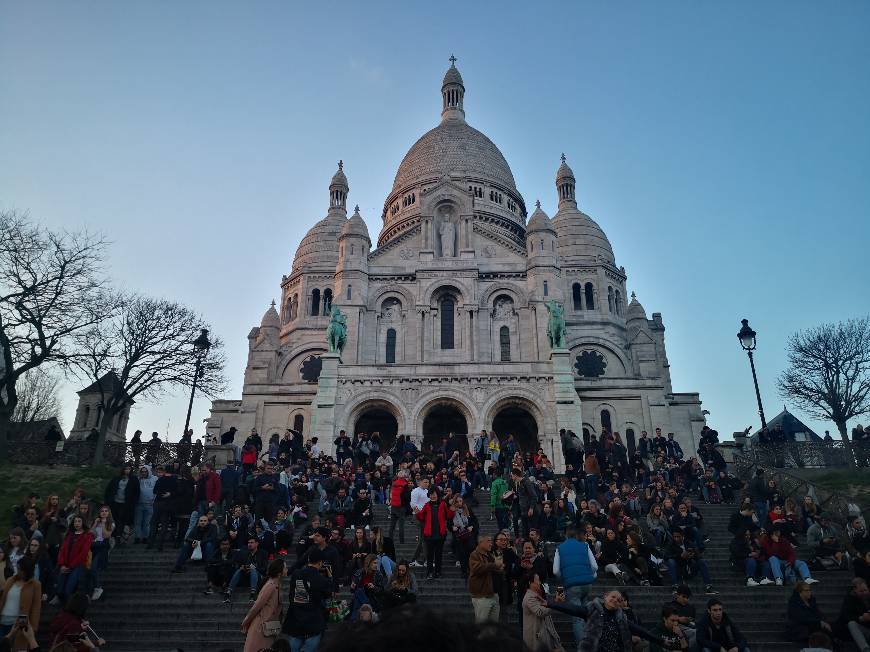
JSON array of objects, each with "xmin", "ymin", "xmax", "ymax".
[
  {"xmin": 183, "ymin": 328, "xmax": 211, "ymax": 436},
  {"xmin": 737, "ymin": 318, "xmax": 767, "ymax": 430}
]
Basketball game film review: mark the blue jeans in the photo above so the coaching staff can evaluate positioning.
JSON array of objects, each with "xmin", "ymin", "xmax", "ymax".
[
  {"xmin": 134, "ymin": 503, "xmax": 153, "ymax": 539},
  {"xmin": 90, "ymin": 540, "xmax": 110, "ymax": 589},
  {"xmin": 565, "ymin": 584, "xmax": 590, "ymax": 645},
  {"xmin": 289, "ymin": 633, "xmax": 322, "ymax": 652},
  {"xmin": 768, "ymin": 555, "xmax": 810, "ymax": 581},
  {"xmin": 585, "ymin": 474, "xmax": 598, "ymax": 501},
  {"xmin": 754, "ymin": 501, "xmax": 769, "ymax": 529},
  {"xmin": 666, "ymin": 558, "xmax": 712, "ymax": 585},
  {"xmin": 745, "ymin": 558, "xmax": 770, "ymax": 579},
  {"xmin": 175, "ymin": 540, "xmax": 215, "ymax": 569},
  {"xmin": 56, "ymin": 566, "xmax": 86, "ymax": 600},
  {"xmin": 228, "ymin": 567, "xmax": 259, "ymax": 592}
]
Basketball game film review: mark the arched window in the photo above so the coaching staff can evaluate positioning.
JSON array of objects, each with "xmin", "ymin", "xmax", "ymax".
[
  {"xmin": 385, "ymin": 328, "xmax": 397, "ymax": 364},
  {"xmin": 310, "ymin": 289, "xmax": 320, "ymax": 316},
  {"xmin": 499, "ymin": 326, "xmax": 511, "ymax": 362},
  {"xmin": 600, "ymin": 409, "xmax": 612, "ymax": 434},
  {"xmin": 539, "ymin": 239, "xmax": 544, "ymax": 251},
  {"xmin": 607, "ymin": 286, "xmax": 614, "ymax": 313},
  {"xmin": 585, "ymin": 283, "xmax": 595, "ymax": 310},
  {"xmin": 293, "ymin": 414, "xmax": 304, "ymax": 434},
  {"xmin": 543, "ymin": 280, "xmax": 549, "ymax": 297},
  {"xmin": 346, "ymin": 285, "xmax": 352, "ymax": 300},
  {"xmin": 615, "ymin": 290, "xmax": 622, "ymax": 316},
  {"xmin": 80, "ymin": 405, "xmax": 90, "ymax": 428},
  {"xmin": 440, "ymin": 297, "xmax": 455, "ymax": 349},
  {"xmin": 322, "ymin": 289, "xmax": 333, "ymax": 316},
  {"xmin": 572, "ymin": 283, "xmax": 583, "ymax": 311}
]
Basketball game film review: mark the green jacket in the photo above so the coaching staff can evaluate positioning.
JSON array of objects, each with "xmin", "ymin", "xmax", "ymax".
[{"xmin": 490, "ymin": 477, "xmax": 509, "ymax": 509}]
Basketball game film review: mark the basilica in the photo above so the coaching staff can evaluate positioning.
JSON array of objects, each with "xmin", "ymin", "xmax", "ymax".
[{"xmin": 206, "ymin": 61, "xmax": 705, "ymax": 470}]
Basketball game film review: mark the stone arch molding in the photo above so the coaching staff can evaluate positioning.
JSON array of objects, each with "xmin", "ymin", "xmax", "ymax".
[
  {"xmin": 411, "ymin": 392, "xmax": 477, "ymax": 437},
  {"xmin": 481, "ymin": 390, "xmax": 551, "ymax": 435},
  {"xmin": 478, "ymin": 281, "xmax": 530, "ymax": 310},
  {"xmin": 367, "ymin": 286, "xmax": 416, "ymax": 313},
  {"xmin": 339, "ymin": 392, "xmax": 409, "ymax": 436},
  {"xmin": 420, "ymin": 278, "xmax": 473, "ymax": 307},
  {"xmin": 278, "ymin": 344, "xmax": 328, "ymax": 381}
]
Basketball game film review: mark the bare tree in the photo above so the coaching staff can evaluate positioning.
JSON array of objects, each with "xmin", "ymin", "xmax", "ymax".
[
  {"xmin": 778, "ymin": 316, "xmax": 870, "ymax": 468},
  {"xmin": 0, "ymin": 210, "xmax": 116, "ymax": 458},
  {"xmin": 12, "ymin": 367, "xmax": 63, "ymax": 425},
  {"xmin": 70, "ymin": 293, "xmax": 227, "ymax": 465}
]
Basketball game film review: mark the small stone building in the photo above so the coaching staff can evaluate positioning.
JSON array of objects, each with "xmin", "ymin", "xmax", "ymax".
[{"xmin": 67, "ymin": 372, "xmax": 132, "ymax": 442}]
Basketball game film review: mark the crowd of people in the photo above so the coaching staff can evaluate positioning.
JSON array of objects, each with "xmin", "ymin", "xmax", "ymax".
[{"xmin": 3, "ymin": 422, "xmax": 870, "ymax": 652}]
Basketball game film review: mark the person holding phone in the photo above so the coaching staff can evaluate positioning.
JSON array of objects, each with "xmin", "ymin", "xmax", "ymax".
[
  {"xmin": 0, "ymin": 557, "xmax": 41, "ymax": 648},
  {"xmin": 50, "ymin": 593, "xmax": 106, "ymax": 651}
]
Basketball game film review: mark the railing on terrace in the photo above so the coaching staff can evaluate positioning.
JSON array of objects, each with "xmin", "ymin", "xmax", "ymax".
[
  {"xmin": 7, "ymin": 439, "xmax": 221, "ymax": 469},
  {"xmin": 734, "ymin": 440, "xmax": 870, "ymax": 470},
  {"xmin": 733, "ymin": 447, "xmax": 870, "ymax": 526}
]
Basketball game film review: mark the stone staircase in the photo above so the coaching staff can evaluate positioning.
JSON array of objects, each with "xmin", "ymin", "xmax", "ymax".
[{"xmin": 37, "ymin": 492, "xmax": 856, "ymax": 651}]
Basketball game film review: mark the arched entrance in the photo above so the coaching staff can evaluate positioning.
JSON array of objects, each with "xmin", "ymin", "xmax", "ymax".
[
  {"xmin": 492, "ymin": 406, "xmax": 539, "ymax": 454},
  {"xmin": 422, "ymin": 402, "xmax": 469, "ymax": 455},
  {"xmin": 354, "ymin": 408, "xmax": 398, "ymax": 449}
]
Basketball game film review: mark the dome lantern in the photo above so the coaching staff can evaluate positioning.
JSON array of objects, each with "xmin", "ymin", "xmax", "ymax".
[
  {"xmin": 329, "ymin": 160, "xmax": 349, "ymax": 214},
  {"xmin": 441, "ymin": 55, "xmax": 465, "ymax": 123},
  {"xmin": 556, "ymin": 153, "xmax": 577, "ymax": 210}
]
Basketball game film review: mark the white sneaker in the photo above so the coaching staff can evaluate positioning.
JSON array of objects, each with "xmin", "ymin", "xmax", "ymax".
[
  {"xmin": 759, "ymin": 578, "xmax": 774, "ymax": 585},
  {"xmin": 48, "ymin": 597, "xmax": 60, "ymax": 606},
  {"xmin": 746, "ymin": 578, "xmax": 759, "ymax": 587},
  {"xmin": 775, "ymin": 578, "xmax": 783, "ymax": 586},
  {"xmin": 91, "ymin": 588, "xmax": 103, "ymax": 601},
  {"xmin": 805, "ymin": 577, "xmax": 819, "ymax": 585},
  {"xmin": 410, "ymin": 560, "xmax": 423, "ymax": 568}
]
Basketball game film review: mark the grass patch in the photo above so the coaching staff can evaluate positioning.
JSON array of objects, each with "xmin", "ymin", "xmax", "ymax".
[{"xmin": 0, "ymin": 463, "xmax": 118, "ymax": 533}]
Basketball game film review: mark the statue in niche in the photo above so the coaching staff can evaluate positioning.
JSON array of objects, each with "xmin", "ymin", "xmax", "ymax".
[
  {"xmin": 438, "ymin": 205, "xmax": 456, "ymax": 257},
  {"xmin": 493, "ymin": 297, "xmax": 514, "ymax": 320}
]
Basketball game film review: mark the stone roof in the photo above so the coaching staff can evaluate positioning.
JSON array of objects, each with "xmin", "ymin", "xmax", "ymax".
[
  {"xmin": 626, "ymin": 291, "xmax": 647, "ymax": 321},
  {"xmin": 330, "ymin": 160, "xmax": 348, "ymax": 188},
  {"xmin": 78, "ymin": 371, "xmax": 133, "ymax": 402},
  {"xmin": 556, "ymin": 153, "xmax": 575, "ymax": 182},
  {"xmin": 341, "ymin": 205, "xmax": 370, "ymax": 240},
  {"xmin": 390, "ymin": 118, "xmax": 517, "ymax": 197},
  {"xmin": 260, "ymin": 301, "xmax": 280, "ymax": 329},
  {"xmin": 526, "ymin": 200, "xmax": 554, "ymax": 233},
  {"xmin": 751, "ymin": 408, "xmax": 822, "ymax": 442},
  {"xmin": 292, "ymin": 212, "xmax": 347, "ymax": 270},
  {"xmin": 442, "ymin": 62, "xmax": 464, "ymax": 88},
  {"xmin": 552, "ymin": 207, "xmax": 615, "ymax": 264},
  {"xmin": 9, "ymin": 417, "xmax": 65, "ymax": 442}
]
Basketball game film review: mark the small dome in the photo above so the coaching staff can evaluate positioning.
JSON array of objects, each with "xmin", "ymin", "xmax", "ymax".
[
  {"xmin": 292, "ymin": 212, "xmax": 347, "ymax": 271},
  {"xmin": 330, "ymin": 160, "xmax": 348, "ymax": 188},
  {"xmin": 260, "ymin": 300, "xmax": 280, "ymax": 329},
  {"xmin": 442, "ymin": 62, "xmax": 464, "ymax": 88},
  {"xmin": 527, "ymin": 200, "xmax": 554, "ymax": 233},
  {"xmin": 553, "ymin": 206, "xmax": 615, "ymax": 263},
  {"xmin": 626, "ymin": 292, "xmax": 647, "ymax": 322},
  {"xmin": 556, "ymin": 153, "xmax": 575, "ymax": 182},
  {"xmin": 341, "ymin": 205, "xmax": 370, "ymax": 240}
]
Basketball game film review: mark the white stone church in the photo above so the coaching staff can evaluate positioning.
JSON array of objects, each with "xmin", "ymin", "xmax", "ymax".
[{"xmin": 206, "ymin": 60, "xmax": 705, "ymax": 470}]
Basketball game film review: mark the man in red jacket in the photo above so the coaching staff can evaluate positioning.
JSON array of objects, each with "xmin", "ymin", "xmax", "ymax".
[
  {"xmin": 762, "ymin": 527, "xmax": 818, "ymax": 586},
  {"xmin": 195, "ymin": 463, "xmax": 223, "ymax": 515},
  {"xmin": 388, "ymin": 470, "xmax": 411, "ymax": 544}
]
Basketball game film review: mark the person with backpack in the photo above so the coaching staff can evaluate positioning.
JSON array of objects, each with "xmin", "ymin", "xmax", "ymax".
[
  {"xmin": 282, "ymin": 547, "xmax": 333, "ymax": 651},
  {"xmin": 553, "ymin": 524, "xmax": 598, "ymax": 643}
]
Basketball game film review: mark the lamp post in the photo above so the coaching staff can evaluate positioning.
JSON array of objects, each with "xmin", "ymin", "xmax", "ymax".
[
  {"xmin": 737, "ymin": 318, "xmax": 767, "ymax": 430},
  {"xmin": 183, "ymin": 328, "xmax": 211, "ymax": 436}
]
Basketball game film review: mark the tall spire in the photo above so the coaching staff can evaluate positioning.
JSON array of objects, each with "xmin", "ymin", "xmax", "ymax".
[
  {"xmin": 441, "ymin": 55, "xmax": 465, "ymax": 123},
  {"xmin": 556, "ymin": 153, "xmax": 577, "ymax": 210},
  {"xmin": 329, "ymin": 160, "xmax": 349, "ymax": 213}
]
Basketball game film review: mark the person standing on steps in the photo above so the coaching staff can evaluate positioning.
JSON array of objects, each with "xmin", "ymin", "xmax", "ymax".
[
  {"xmin": 553, "ymin": 524, "xmax": 598, "ymax": 644},
  {"xmin": 241, "ymin": 558, "xmax": 285, "ymax": 652},
  {"xmin": 490, "ymin": 472, "xmax": 511, "ymax": 531},
  {"xmin": 468, "ymin": 534, "xmax": 503, "ymax": 624},
  {"xmin": 415, "ymin": 488, "xmax": 453, "ymax": 580},
  {"xmin": 409, "ymin": 477, "xmax": 430, "ymax": 568},
  {"xmin": 283, "ymin": 547, "xmax": 333, "ymax": 652},
  {"xmin": 388, "ymin": 470, "xmax": 411, "ymax": 545}
]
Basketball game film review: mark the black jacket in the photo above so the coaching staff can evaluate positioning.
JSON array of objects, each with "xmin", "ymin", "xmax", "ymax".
[
  {"xmin": 283, "ymin": 566, "xmax": 333, "ymax": 636},
  {"xmin": 695, "ymin": 612, "xmax": 747, "ymax": 651},
  {"xmin": 104, "ymin": 474, "xmax": 140, "ymax": 506}
]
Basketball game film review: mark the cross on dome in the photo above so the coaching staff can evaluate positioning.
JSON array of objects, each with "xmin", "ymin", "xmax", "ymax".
[
  {"xmin": 561, "ymin": 153, "xmax": 566, "ymax": 164},
  {"xmin": 535, "ymin": 199, "xmax": 541, "ymax": 209},
  {"xmin": 338, "ymin": 160, "xmax": 343, "ymax": 170},
  {"xmin": 449, "ymin": 54, "xmax": 457, "ymax": 66}
]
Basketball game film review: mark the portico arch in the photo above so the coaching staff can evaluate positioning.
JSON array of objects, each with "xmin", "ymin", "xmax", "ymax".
[
  {"xmin": 344, "ymin": 397, "xmax": 406, "ymax": 443},
  {"xmin": 484, "ymin": 395, "xmax": 547, "ymax": 455},
  {"xmin": 414, "ymin": 395, "xmax": 474, "ymax": 455}
]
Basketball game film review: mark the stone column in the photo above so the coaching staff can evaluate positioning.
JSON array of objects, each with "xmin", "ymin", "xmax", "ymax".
[
  {"xmin": 311, "ymin": 352, "xmax": 341, "ymax": 459},
  {"xmin": 548, "ymin": 348, "xmax": 580, "ymax": 473}
]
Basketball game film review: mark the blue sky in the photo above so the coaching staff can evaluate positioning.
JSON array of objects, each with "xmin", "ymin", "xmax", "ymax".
[{"xmin": 1, "ymin": 1, "xmax": 868, "ymax": 442}]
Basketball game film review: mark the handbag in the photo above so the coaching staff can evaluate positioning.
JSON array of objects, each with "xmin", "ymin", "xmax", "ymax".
[{"xmin": 260, "ymin": 620, "xmax": 282, "ymax": 637}]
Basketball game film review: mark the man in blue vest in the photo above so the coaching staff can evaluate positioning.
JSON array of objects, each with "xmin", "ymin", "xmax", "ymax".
[{"xmin": 554, "ymin": 524, "xmax": 598, "ymax": 645}]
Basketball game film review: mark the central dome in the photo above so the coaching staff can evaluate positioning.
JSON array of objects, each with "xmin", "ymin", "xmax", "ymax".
[{"xmin": 390, "ymin": 119, "xmax": 518, "ymax": 196}]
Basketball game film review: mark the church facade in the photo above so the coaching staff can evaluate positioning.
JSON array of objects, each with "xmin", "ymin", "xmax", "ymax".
[{"xmin": 206, "ymin": 61, "xmax": 705, "ymax": 470}]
